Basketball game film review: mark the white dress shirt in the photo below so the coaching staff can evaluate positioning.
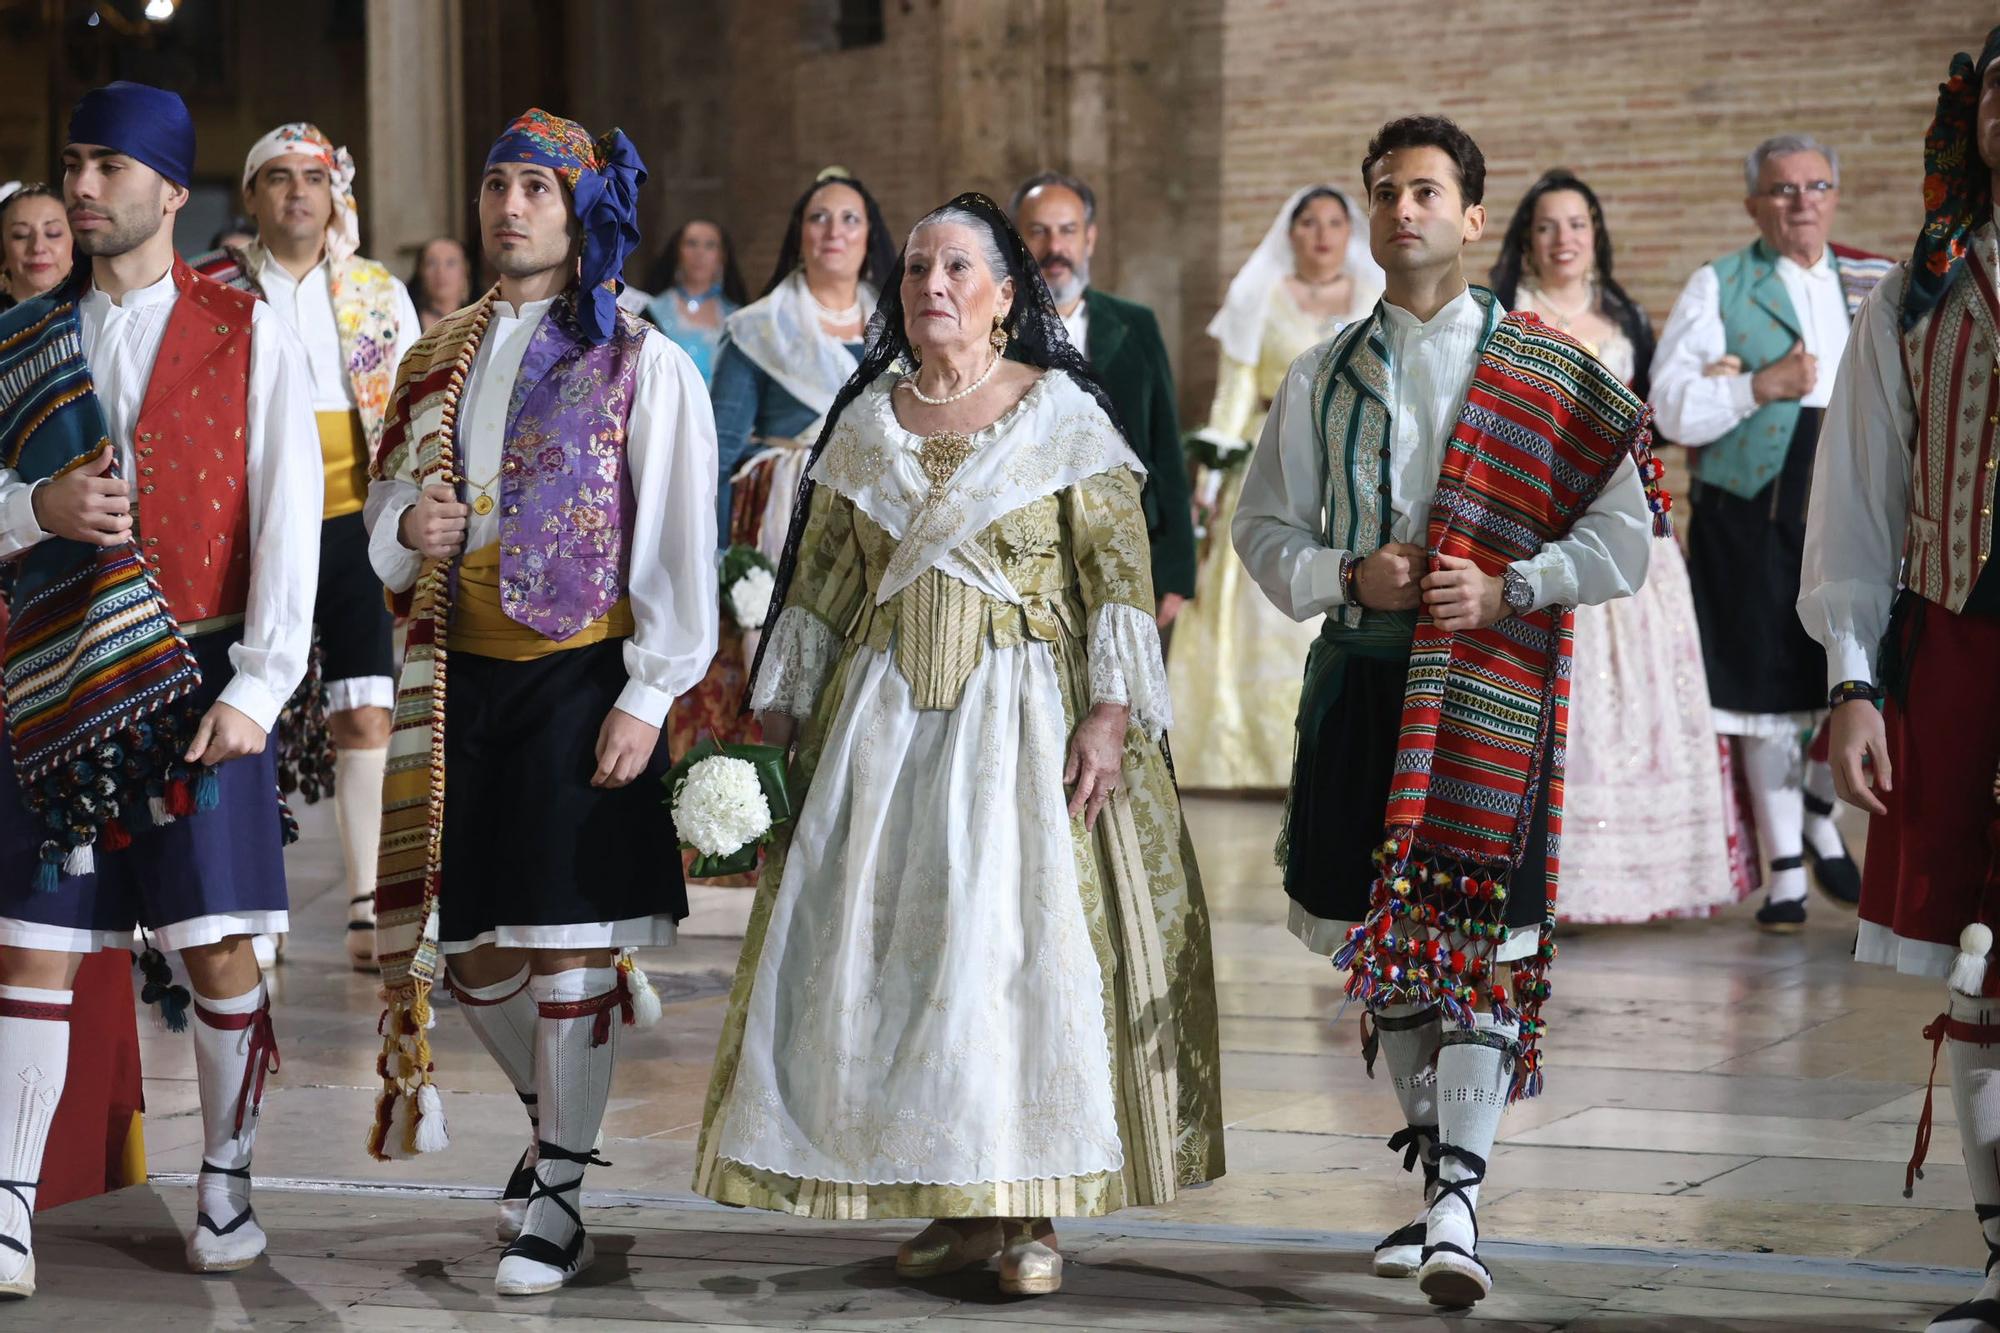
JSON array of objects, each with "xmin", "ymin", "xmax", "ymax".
[
  {"xmin": 0, "ymin": 266, "xmax": 322, "ymax": 730},
  {"xmin": 1797, "ymin": 259, "xmax": 1918, "ymax": 691},
  {"xmin": 1650, "ymin": 246, "xmax": 1851, "ymax": 445},
  {"xmin": 255, "ymin": 258, "xmax": 420, "ymax": 412},
  {"xmin": 1233, "ymin": 285, "xmax": 1651, "ymax": 620},
  {"xmin": 1061, "ymin": 298, "xmax": 1090, "ymax": 358},
  {"xmin": 367, "ymin": 297, "xmax": 720, "ymax": 728}
]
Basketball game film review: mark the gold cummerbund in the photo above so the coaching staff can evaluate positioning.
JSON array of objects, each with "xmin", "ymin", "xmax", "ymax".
[
  {"xmin": 317, "ymin": 409, "xmax": 369, "ymax": 520},
  {"xmin": 450, "ymin": 544, "xmax": 634, "ymax": 661}
]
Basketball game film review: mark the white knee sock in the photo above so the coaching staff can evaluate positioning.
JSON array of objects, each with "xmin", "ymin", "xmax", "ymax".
[
  {"xmin": 190, "ymin": 981, "xmax": 274, "ymax": 1244},
  {"xmin": 1429, "ymin": 1012, "xmax": 1518, "ymax": 1261},
  {"xmin": 1949, "ymin": 989, "xmax": 2000, "ymax": 1306},
  {"xmin": 0, "ymin": 986, "xmax": 71, "ymax": 1279},
  {"xmin": 518, "ymin": 967, "xmax": 621, "ymax": 1258},
  {"xmin": 452, "ymin": 967, "xmax": 541, "ymax": 1209},
  {"xmin": 454, "ymin": 967, "xmax": 537, "ymax": 1098},
  {"xmin": 1739, "ymin": 733, "xmax": 1807, "ymax": 903},
  {"xmin": 333, "ymin": 745, "xmax": 388, "ymax": 908},
  {"xmin": 1801, "ymin": 758, "xmax": 1848, "ymax": 861},
  {"xmin": 1372, "ymin": 1003, "xmax": 1441, "ymax": 1178}
]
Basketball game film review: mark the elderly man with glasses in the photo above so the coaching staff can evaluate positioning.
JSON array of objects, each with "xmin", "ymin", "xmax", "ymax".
[{"xmin": 1649, "ymin": 134, "xmax": 1893, "ymax": 933}]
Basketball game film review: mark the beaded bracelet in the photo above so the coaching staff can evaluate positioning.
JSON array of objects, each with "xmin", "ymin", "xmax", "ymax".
[
  {"xmin": 1827, "ymin": 679, "xmax": 1882, "ymax": 709},
  {"xmin": 1339, "ymin": 552, "xmax": 1360, "ymax": 604}
]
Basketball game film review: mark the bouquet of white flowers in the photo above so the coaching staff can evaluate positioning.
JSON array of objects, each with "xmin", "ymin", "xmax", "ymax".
[
  {"xmin": 1184, "ymin": 426, "xmax": 1251, "ymax": 473},
  {"xmin": 721, "ymin": 544, "xmax": 777, "ymax": 631},
  {"xmin": 664, "ymin": 738, "xmax": 792, "ymax": 877}
]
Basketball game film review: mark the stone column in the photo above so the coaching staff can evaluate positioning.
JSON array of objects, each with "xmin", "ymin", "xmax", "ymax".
[{"xmin": 365, "ymin": 0, "xmax": 465, "ymax": 272}]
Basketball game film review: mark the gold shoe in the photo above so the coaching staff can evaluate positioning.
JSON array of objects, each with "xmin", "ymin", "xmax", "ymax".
[
  {"xmin": 894, "ymin": 1220, "xmax": 1003, "ymax": 1278},
  {"xmin": 998, "ymin": 1222, "xmax": 1062, "ymax": 1296}
]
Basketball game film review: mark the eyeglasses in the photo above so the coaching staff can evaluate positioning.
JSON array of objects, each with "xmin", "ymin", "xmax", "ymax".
[{"xmin": 1761, "ymin": 180, "xmax": 1836, "ymax": 200}]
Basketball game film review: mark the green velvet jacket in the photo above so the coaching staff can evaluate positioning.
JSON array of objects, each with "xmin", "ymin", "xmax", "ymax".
[{"xmin": 1082, "ymin": 288, "xmax": 1197, "ymax": 600}]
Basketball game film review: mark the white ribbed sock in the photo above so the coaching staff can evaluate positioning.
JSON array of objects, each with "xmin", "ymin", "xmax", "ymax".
[
  {"xmin": 454, "ymin": 967, "xmax": 537, "ymax": 1099},
  {"xmin": 519, "ymin": 968, "xmax": 620, "ymax": 1258},
  {"xmin": 1740, "ymin": 734, "xmax": 1807, "ymax": 904},
  {"xmin": 452, "ymin": 965, "xmax": 541, "ymax": 1230},
  {"xmin": 0, "ymin": 985, "xmax": 72, "ymax": 1282}
]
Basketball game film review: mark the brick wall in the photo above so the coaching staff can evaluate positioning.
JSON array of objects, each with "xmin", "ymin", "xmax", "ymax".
[
  {"xmin": 608, "ymin": 0, "xmax": 1985, "ymax": 432},
  {"xmin": 1204, "ymin": 1, "xmax": 1988, "ymax": 414}
]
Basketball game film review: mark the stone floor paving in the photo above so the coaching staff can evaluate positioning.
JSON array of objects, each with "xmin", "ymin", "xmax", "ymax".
[
  {"xmin": 23, "ymin": 794, "xmax": 1983, "ymax": 1328},
  {"xmin": 28, "ymin": 1182, "xmax": 1975, "ymax": 1330}
]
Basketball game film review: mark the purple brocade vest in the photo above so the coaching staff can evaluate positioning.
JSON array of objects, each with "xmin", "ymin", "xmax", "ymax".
[{"xmin": 496, "ymin": 301, "xmax": 649, "ymax": 640}]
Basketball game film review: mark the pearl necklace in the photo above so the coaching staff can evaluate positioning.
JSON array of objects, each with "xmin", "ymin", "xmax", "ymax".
[
  {"xmin": 807, "ymin": 285, "xmax": 862, "ymax": 326},
  {"xmin": 900, "ymin": 352, "xmax": 999, "ymax": 406},
  {"xmin": 1525, "ymin": 282, "xmax": 1594, "ymax": 331}
]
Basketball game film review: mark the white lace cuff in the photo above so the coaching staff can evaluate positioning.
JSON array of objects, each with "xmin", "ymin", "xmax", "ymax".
[
  {"xmin": 1086, "ymin": 602, "xmax": 1173, "ymax": 741},
  {"xmin": 748, "ymin": 605, "xmax": 842, "ymax": 718}
]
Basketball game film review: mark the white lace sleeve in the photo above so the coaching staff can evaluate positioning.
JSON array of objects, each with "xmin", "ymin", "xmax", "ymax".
[
  {"xmin": 1086, "ymin": 602, "xmax": 1173, "ymax": 742},
  {"xmin": 748, "ymin": 605, "xmax": 842, "ymax": 718}
]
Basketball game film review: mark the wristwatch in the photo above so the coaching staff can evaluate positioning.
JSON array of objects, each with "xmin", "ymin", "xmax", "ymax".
[
  {"xmin": 1500, "ymin": 567, "xmax": 1534, "ymax": 616},
  {"xmin": 1828, "ymin": 679, "xmax": 1882, "ymax": 709},
  {"xmin": 1338, "ymin": 552, "xmax": 1360, "ymax": 604}
]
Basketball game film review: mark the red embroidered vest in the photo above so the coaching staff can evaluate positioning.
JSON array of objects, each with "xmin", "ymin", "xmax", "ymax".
[
  {"xmin": 131, "ymin": 260, "xmax": 258, "ymax": 624},
  {"xmin": 1901, "ymin": 223, "xmax": 2000, "ymax": 613}
]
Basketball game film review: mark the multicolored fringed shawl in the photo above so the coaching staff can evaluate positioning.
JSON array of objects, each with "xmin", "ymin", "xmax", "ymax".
[
  {"xmin": 0, "ymin": 272, "xmax": 215, "ymax": 889},
  {"xmin": 362, "ymin": 291, "xmax": 653, "ymax": 1160},
  {"xmin": 1335, "ymin": 311, "xmax": 1671, "ymax": 1100}
]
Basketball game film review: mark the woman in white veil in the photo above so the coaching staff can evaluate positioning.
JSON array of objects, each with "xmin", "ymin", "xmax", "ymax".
[{"xmin": 1169, "ymin": 185, "xmax": 1383, "ymax": 790}]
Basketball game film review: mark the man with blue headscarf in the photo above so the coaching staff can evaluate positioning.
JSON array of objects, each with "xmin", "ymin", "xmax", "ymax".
[
  {"xmin": 1803, "ymin": 27, "xmax": 2000, "ymax": 1333},
  {"xmin": 0, "ymin": 82, "xmax": 320, "ymax": 1295},
  {"xmin": 362, "ymin": 107, "xmax": 716, "ymax": 1297}
]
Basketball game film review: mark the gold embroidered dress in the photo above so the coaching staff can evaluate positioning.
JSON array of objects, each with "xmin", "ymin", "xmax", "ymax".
[
  {"xmin": 1170, "ymin": 281, "xmax": 1378, "ymax": 788},
  {"xmin": 693, "ymin": 369, "xmax": 1225, "ymax": 1217}
]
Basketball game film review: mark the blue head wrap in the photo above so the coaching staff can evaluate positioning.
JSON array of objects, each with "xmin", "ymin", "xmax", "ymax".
[
  {"xmin": 67, "ymin": 81, "xmax": 195, "ymax": 188},
  {"xmin": 484, "ymin": 108, "xmax": 646, "ymax": 344}
]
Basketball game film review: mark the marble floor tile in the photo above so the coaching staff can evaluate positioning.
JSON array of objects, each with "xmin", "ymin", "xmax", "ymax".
[
  {"xmin": 1687, "ymin": 1154, "xmax": 1969, "ymax": 1210},
  {"xmin": 1508, "ymin": 1105, "xmax": 1962, "ymax": 1166}
]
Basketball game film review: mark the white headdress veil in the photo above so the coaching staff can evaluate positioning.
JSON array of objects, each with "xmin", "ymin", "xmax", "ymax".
[{"xmin": 1204, "ymin": 184, "xmax": 1383, "ymax": 366}]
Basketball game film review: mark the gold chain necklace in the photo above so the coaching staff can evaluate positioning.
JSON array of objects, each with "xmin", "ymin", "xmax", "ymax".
[{"xmin": 463, "ymin": 462, "xmax": 502, "ymax": 515}]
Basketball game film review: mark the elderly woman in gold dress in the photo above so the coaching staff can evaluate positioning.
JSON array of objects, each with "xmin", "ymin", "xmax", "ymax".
[{"xmin": 692, "ymin": 194, "xmax": 1224, "ymax": 1297}]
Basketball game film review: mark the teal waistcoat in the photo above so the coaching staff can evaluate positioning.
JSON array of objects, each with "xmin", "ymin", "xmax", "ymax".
[{"xmin": 1696, "ymin": 239, "xmax": 1889, "ymax": 499}]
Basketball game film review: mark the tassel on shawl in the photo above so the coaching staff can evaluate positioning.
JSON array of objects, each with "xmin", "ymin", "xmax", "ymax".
[
  {"xmin": 367, "ymin": 979, "xmax": 449, "ymax": 1159},
  {"xmin": 619, "ymin": 950, "xmax": 662, "ymax": 1029},
  {"xmin": 135, "ymin": 943, "xmax": 191, "ymax": 1032}
]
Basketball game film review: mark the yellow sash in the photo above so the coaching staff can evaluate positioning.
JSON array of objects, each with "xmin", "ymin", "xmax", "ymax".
[
  {"xmin": 450, "ymin": 544, "xmax": 633, "ymax": 661},
  {"xmin": 317, "ymin": 409, "xmax": 368, "ymax": 520}
]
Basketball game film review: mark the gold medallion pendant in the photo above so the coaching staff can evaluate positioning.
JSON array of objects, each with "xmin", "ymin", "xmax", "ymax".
[{"xmin": 471, "ymin": 493, "xmax": 496, "ymax": 516}]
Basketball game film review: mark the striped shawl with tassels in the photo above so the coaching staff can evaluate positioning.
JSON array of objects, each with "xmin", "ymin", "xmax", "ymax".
[
  {"xmin": 1336, "ymin": 308, "xmax": 1672, "ymax": 1100},
  {"xmin": 0, "ymin": 270, "xmax": 215, "ymax": 890}
]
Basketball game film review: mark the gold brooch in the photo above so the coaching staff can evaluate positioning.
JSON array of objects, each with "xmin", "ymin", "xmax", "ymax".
[{"xmin": 917, "ymin": 431, "xmax": 974, "ymax": 492}]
